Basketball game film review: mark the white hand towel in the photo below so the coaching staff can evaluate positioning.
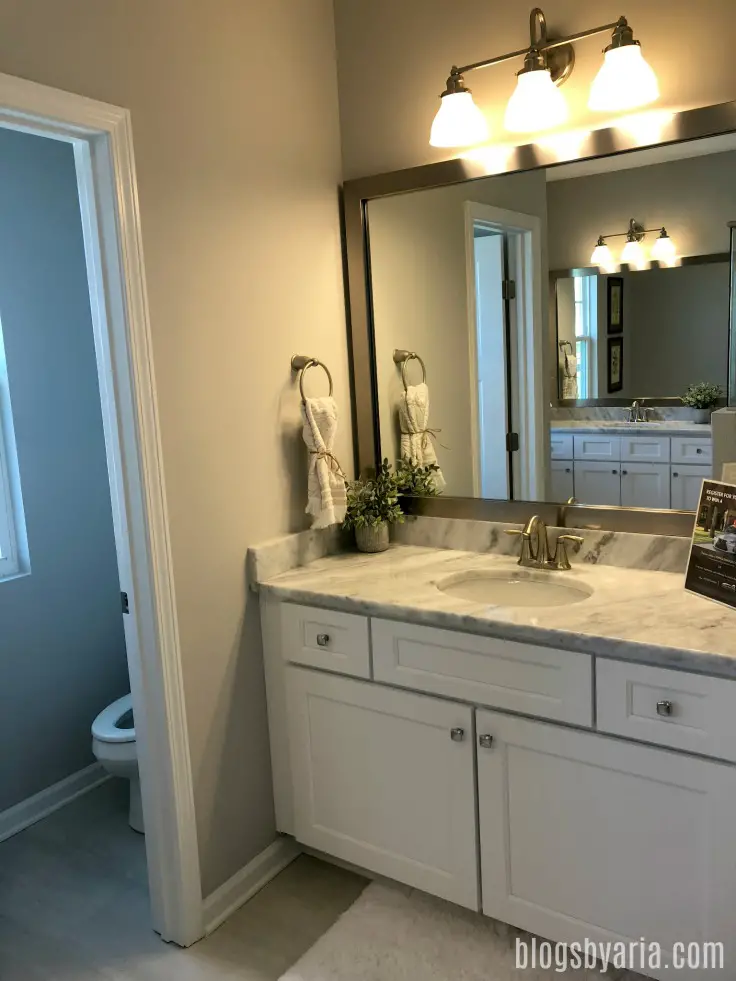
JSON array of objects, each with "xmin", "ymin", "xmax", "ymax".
[
  {"xmin": 399, "ymin": 382, "xmax": 446, "ymax": 492},
  {"xmin": 301, "ymin": 396, "xmax": 347, "ymax": 529},
  {"xmin": 561, "ymin": 351, "xmax": 578, "ymax": 400}
]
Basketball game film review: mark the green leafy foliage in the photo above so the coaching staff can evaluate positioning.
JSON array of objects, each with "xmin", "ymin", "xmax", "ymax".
[
  {"xmin": 343, "ymin": 459, "xmax": 404, "ymax": 530},
  {"xmin": 395, "ymin": 459, "xmax": 442, "ymax": 497},
  {"xmin": 681, "ymin": 382, "xmax": 723, "ymax": 409}
]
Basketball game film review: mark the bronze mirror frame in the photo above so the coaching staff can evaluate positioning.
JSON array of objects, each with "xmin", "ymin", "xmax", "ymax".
[{"xmin": 343, "ymin": 101, "xmax": 736, "ymax": 536}]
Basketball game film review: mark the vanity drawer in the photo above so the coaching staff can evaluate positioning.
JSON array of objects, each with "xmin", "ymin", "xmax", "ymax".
[
  {"xmin": 573, "ymin": 434, "xmax": 620, "ymax": 462},
  {"xmin": 620, "ymin": 435, "xmax": 670, "ymax": 463},
  {"xmin": 281, "ymin": 604, "xmax": 371, "ymax": 678},
  {"xmin": 372, "ymin": 619, "xmax": 592, "ymax": 726},
  {"xmin": 596, "ymin": 659, "xmax": 736, "ymax": 762},
  {"xmin": 671, "ymin": 436, "xmax": 712, "ymax": 465},
  {"xmin": 550, "ymin": 433, "xmax": 573, "ymax": 460}
]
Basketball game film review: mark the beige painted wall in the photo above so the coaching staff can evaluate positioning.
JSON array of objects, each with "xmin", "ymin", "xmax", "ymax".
[
  {"xmin": 369, "ymin": 171, "xmax": 547, "ymax": 496},
  {"xmin": 333, "ymin": 0, "xmax": 736, "ymax": 180},
  {"xmin": 0, "ymin": 1, "xmax": 349, "ymax": 896}
]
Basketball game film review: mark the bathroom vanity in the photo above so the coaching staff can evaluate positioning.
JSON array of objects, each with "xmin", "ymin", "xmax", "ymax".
[
  {"xmin": 257, "ymin": 540, "xmax": 736, "ymax": 980},
  {"xmin": 550, "ymin": 425, "xmax": 713, "ymax": 509}
]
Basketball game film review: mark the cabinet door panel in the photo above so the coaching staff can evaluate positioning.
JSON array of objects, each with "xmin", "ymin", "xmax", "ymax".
[
  {"xmin": 477, "ymin": 710, "xmax": 736, "ymax": 979},
  {"xmin": 573, "ymin": 460, "xmax": 621, "ymax": 506},
  {"xmin": 671, "ymin": 464, "xmax": 711, "ymax": 511},
  {"xmin": 620, "ymin": 435, "xmax": 670, "ymax": 463},
  {"xmin": 550, "ymin": 433, "xmax": 573, "ymax": 460},
  {"xmin": 672, "ymin": 436, "xmax": 712, "ymax": 465},
  {"xmin": 620, "ymin": 462, "xmax": 670, "ymax": 509},
  {"xmin": 287, "ymin": 667, "xmax": 479, "ymax": 910},
  {"xmin": 573, "ymin": 434, "xmax": 621, "ymax": 461},
  {"xmin": 550, "ymin": 460, "xmax": 574, "ymax": 501}
]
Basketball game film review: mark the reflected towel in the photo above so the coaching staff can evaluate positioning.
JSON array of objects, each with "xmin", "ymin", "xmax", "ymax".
[
  {"xmin": 301, "ymin": 396, "xmax": 347, "ymax": 528},
  {"xmin": 561, "ymin": 351, "xmax": 578, "ymax": 400},
  {"xmin": 399, "ymin": 382, "xmax": 446, "ymax": 492}
]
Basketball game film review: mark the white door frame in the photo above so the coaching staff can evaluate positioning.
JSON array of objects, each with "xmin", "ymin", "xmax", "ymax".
[
  {"xmin": 464, "ymin": 201, "xmax": 546, "ymax": 501},
  {"xmin": 0, "ymin": 73, "xmax": 203, "ymax": 945}
]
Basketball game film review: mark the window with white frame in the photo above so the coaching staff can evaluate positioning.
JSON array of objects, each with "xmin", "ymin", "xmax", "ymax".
[
  {"xmin": 573, "ymin": 275, "xmax": 598, "ymax": 399},
  {"xmin": 0, "ymin": 320, "xmax": 26, "ymax": 580}
]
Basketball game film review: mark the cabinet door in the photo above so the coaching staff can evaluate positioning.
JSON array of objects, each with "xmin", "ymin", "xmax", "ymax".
[
  {"xmin": 572, "ymin": 434, "xmax": 621, "ymax": 461},
  {"xmin": 671, "ymin": 464, "xmax": 711, "ymax": 510},
  {"xmin": 620, "ymin": 462, "xmax": 670, "ymax": 509},
  {"xmin": 286, "ymin": 667, "xmax": 479, "ymax": 910},
  {"xmin": 549, "ymin": 460, "xmax": 574, "ymax": 501},
  {"xmin": 620, "ymin": 434, "xmax": 671, "ymax": 463},
  {"xmin": 573, "ymin": 460, "xmax": 621, "ymax": 506},
  {"xmin": 477, "ymin": 710, "xmax": 736, "ymax": 979}
]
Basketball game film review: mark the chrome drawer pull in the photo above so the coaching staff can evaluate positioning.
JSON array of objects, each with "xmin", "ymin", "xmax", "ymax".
[
  {"xmin": 478, "ymin": 733, "xmax": 494, "ymax": 749},
  {"xmin": 450, "ymin": 727, "xmax": 465, "ymax": 742},
  {"xmin": 316, "ymin": 633, "xmax": 330, "ymax": 647},
  {"xmin": 656, "ymin": 699, "xmax": 674, "ymax": 717}
]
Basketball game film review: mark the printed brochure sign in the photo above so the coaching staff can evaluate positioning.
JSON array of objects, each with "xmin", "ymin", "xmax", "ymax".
[{"xmin": 685, "ymin": 479, "xmax": 736, "ymax": 608}]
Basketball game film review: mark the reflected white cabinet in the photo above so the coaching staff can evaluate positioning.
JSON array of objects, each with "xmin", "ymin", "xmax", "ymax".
[
  {"xmin": 620, "ymin": 462, "xmax": 670, "ymax": 509},
  {"xmin": 286, "ymin": 666, "xmax": 479, "ymax": 910},
  {"xmin": 476, "ymin": 709, "xmax": 736, "ymax": 978},
  {"xmin": 550, "ymin": 460, "xmax": 574, "ymax": 502},
  {"xmin": 671, "ymin": 464, "xmax": 711, "ymax": 511},
  {"xmin": 572, "ymin": 461, "xmax": 621, "ymax": 506}
]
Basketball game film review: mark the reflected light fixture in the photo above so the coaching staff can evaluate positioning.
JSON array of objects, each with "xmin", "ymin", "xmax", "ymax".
[
  {"xmin": 429, "ymin": 8, "xmax": 659, "ymax": 147},
  {"xmin": 591, "ymin": 218, "xmax": 677, "ymax": 271}
]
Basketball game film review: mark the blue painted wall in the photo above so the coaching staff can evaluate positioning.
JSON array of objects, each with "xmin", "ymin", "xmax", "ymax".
[{"xmin": 0, "ymin": 128, "xmax": 129, "ymax": 812}]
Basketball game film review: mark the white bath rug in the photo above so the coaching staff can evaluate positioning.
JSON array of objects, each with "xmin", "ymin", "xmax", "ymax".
[{"xmin": 279, "ymin": 882, "xmax": 643, "ymax": 981}]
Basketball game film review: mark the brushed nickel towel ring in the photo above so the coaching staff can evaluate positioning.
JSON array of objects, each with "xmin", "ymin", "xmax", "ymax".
[
  {"xmin": 291, "ymin": 354, "xmax": 334, "ymax": 402},
  {"xmin": 393, "ymin": 349, "xmax": 427, "ymax": 391}
]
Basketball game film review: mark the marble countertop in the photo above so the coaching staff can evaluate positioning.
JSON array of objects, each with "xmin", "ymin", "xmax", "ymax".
[
  {"xmin": 550, "ymin": 421, "xmax": 711, "ymax": 436},
  {"xmin": 259, "ymin": 545, "xmax": 736, "ymax": 678}
]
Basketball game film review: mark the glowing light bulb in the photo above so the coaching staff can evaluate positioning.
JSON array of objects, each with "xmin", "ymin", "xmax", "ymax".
[
  {"xmin": 621, "ymin": 237, "xmax": 648, "ymax": 270},
  {"xmin": 504, "ymin": 69, "xmax": 568, "ymax": 133},
  {"xmin": 651, "ymin": 229, "xmax": 677, "ymax": 266},
  {"xmin": 589, "ymin": 44, "xmax": 659, "ymax": 113},
  {"xmin": 430, "ymin": 91, "xmax": 489, "ymax": 148},
  {"xmin": 590, "ymin": 239, "xmax": 616, "ymax": 273}
]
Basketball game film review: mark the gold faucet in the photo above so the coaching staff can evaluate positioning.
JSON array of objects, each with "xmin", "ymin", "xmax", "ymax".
[{"xmin": 506, "ymin": 515, "xmax": 584, "ymax": 570}]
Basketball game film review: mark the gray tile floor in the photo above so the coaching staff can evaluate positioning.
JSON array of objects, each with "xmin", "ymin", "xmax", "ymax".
[{"xmin": 0, "ymin": 780, "xmax": 367, "ymax": 980}]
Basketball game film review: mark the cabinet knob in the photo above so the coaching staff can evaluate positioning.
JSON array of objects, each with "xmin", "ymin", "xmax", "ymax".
[
  {"xmin": 565, "ymin": 467, "xmax": 571, "ymax": 473},
  {"xmin": 450, "ymin": 727, "xmax": 465, "ymax": 742},
  {"xmin": 673, "ymin": 472, "xmax": 679, "ymax": 478},
  {"xmin": 478, "ymin": 733, "xmax": 494, "ymax": 749},
  {"xmin": 696, "ymin": 447, "xmax": 703, "ymax": 454},
  {"xmin": 316, "ymin": 633, "xmax": 330, "ymax": 647},
  {"xmin": 612, "ymin": 469, "xmax": 618, "ymax": 474},
  {"xmin": 656, "ymin": 699, "xmax": 674, "ymax": 717},
  {"xmin": 622, "ymin": 469, "xmax": 628, "ymax": 476}
]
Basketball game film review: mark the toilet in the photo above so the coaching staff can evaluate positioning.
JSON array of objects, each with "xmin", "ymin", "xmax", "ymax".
[{"xmin": 91, "ymin": 694, "xmax": 144, "ymax": 833}]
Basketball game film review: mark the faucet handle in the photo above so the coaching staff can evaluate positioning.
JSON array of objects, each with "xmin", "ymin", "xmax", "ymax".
[
  {"xmin": 505, "ymin": 528, "xmax": 523, "ymax": 537},
  {"xmin": 552, "ymin": 534, "xmax": 584, "ymax": 571}
]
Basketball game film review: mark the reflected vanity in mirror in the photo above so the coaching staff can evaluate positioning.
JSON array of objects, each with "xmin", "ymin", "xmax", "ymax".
[{"xmin": 345, "ymin": 103, "xmax": 736, "ymax": 527}]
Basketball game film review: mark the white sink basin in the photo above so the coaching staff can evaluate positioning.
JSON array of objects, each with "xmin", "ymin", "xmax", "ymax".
[{"xmin": 436, "ymin": 569, "xmax": 593, "ymax": 607}]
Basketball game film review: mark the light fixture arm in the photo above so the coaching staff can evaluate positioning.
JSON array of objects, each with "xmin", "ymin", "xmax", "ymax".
[
  {"xmin": 452, "ymin": 13, "xmax": 628, "ymax": 77},
  {"xmin": 597, "ymin": 219, "xmax": 666, "ymax": 243}
]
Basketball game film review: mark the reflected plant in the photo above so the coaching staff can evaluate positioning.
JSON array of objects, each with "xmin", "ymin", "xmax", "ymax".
[{"xmin": 395, "ymin": 459, "xmax": 442, "ymax": 497}]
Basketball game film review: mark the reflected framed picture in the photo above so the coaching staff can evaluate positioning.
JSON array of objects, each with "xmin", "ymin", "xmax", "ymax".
[
  {"xmin": 608, "ymin": 337, "xmax": 623, "ymax": 393},
  {"xmin": 607, "ymin": 276, "xmax": 623, "ymax": 334}
]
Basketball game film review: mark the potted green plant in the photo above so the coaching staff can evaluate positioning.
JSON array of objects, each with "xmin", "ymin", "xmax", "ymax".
[
  {"xmin": 343, "ymin": 459, "xmax": 404, "ymax": 553},
  {"xmin": 681, "ymin": 382, "xmax": 723, "ymax": 423}
]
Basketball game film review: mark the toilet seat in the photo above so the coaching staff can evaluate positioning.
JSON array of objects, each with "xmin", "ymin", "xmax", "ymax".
[{"xmin": 92, "ymin": 693, "xmax": 136, "ymax": 744}]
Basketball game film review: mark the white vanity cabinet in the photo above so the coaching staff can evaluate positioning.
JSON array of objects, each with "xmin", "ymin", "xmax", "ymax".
[
  {"xmin": 263, "ymin": 598, "xmax": 736, "ymax": 979},
  {"xmin": 553, "ymin": 431, "xmax": 710, "ymax": 508},
  {"xmin": 477, "ymin": 709, "xmax": 736, "ymax": 975},
  {"xmin": 285, "ymin": 666, "xmax": 479, "ymax": 909}
]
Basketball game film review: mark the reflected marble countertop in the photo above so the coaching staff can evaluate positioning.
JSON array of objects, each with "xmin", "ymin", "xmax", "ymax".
[
  {"xmin": 259, "ymin": 545, "xmax": 736, "ymax": 678},
  {"xmin": 550, "ymin": 421, "xmax": 711, "ymax": 436}
]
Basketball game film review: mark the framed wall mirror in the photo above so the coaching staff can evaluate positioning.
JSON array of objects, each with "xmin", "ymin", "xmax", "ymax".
[{"xmin": 344, "ymin": 102, "xmax": 736, "ymax": 530}]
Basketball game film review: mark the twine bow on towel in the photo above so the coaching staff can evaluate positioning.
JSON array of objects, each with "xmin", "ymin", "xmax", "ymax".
[{"xmin": 309, "ymin": 449, "xmax": 347, "ymax": 480}]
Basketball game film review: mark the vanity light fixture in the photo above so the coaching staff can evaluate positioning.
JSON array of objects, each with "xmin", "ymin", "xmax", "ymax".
[
  {"xmin": 590, "ymin": 218, "xmax": 678, "ymax": 271},
  {"xmin": 429, "ymin": 7, "xmax": 659, "ymax": 147}
]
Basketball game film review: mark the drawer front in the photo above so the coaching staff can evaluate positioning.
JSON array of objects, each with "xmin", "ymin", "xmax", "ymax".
[
  {"xmin": 620, "ymin": 435, "xmax": 670, "ymax": 463},
  {"xmin": 597, "ymin": 658, "xmax": 736, "ymax": 761},
  {"xmin": 372, "ymin": 619, "xmax": 592, "ymax": 726},
  {"xmin": 550, "ymin": 433, "xmax": 573, "ymax": 460},
  {"xmin": 281, "ymin": 604, "xmax": 371, "ymax": 678},
  {"xmin": 573, "ymin": 434, "xmax": 621, "ymax": 462},
  {"xmin": 671, "ymin": 436, "xmax": 712, "ymax": 465}
]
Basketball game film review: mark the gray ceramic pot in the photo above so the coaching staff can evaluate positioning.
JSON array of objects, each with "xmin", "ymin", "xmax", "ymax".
[
  {"xmin": 355, "ymin": 521, "xmax": 390, "ymax": 553},
  {"xmin": 691, "ymin": 408, "xmax": 712, "ymax": 424}
]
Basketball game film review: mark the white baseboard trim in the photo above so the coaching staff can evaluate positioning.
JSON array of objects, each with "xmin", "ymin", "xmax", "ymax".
[
  {"xmin": 203, "ymin": 836, "xmax": 301, "ymax": 935},
  {"xmin": 0, "ymin": 762, "xmax": 110, "ymax": 844}
]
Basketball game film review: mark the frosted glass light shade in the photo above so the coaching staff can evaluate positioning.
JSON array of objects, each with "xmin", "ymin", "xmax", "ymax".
[
  {"xmin": 588, "ymin": 45, "xmax": 659, "ymax": 113},
  {"xmin": 591, "ymin": 241, "xmax": 616, "ymax": 272},
  {"xmin": 504, "ymin": 69, "xmax": 568, "ymax": 133},
  {"xmin": 430, "ymin": 91, "xmax": 489, "ymax": 147},
  {"xmin": 651, "ymin": 232, "xmax": 677, "ymax": 265},
  {"xmin": 621, "ymin": 238, "xmax": 648, "ymax": 270}
]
